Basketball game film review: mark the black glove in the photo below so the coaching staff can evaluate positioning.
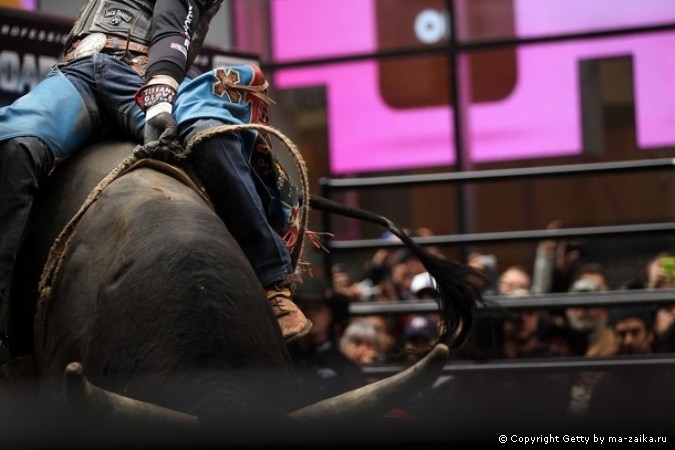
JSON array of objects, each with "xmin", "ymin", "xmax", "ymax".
[
  {"xmin": 133, "ymin": 140, "xmax": 187, "ymax": 166},
  {"xmin": 144, "ymin": 110, "xmax": 177, "ymax": 145},
  {"xmin": 135, "ymin": 83, "xmax": 178, "ymax": 146}
]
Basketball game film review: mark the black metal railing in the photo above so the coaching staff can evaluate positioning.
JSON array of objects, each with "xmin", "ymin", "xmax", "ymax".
[{"xmin": 319, "ymin": 159, "xmax": 675, "ymax": 374}]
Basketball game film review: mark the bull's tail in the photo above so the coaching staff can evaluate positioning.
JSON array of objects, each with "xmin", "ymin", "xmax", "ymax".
[{"xmin": 308, "ymin": 195, "xmax": 484, "ymax": 348}]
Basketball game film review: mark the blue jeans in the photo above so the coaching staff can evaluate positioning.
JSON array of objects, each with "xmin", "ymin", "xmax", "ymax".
[
  {"xmin": 0, "ymin": 53, "xmax": 145, "ymax": 159},
  {"xmin": 181, "ymin": 120, "xmax": 293, "ymax": 287},
  {"xmin": 0, "ymin": 53, "xmax": 144, "ymax": 310},
  {"xmin": 0, "ymin": 54, "xmax": 292, "ymax": 311},
  {"xmin": 173, "ymin": 65, "xmax": 295, "ymax": 286}
]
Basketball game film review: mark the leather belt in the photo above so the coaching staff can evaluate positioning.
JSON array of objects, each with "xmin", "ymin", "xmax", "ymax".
[
  {"xmin": 62, "ymin": 32, "xmax": 149, "ymax": 77},
  {"xmin": 63, "ymin": 32, "xmax": 149, "ymax": 63}
]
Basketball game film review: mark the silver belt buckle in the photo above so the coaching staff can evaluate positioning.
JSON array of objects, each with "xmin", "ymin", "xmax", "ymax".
[{"xmin": 72, "ymin": 33, "xmax": 107, "ymax": 60}]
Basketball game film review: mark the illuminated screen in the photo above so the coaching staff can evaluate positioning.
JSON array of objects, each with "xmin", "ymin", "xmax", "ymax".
[{"xmin": 271, "ymin": 0, "xmax": 675, "ymax": 174}]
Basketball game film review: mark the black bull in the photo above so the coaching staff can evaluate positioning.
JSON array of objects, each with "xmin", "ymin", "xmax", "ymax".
[{"xmin": 2, "ymin": 140, "xmax": 481, "ymax": 445}]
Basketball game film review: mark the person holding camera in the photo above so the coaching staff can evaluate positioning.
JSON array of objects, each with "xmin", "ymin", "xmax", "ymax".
[{"xmin": 645, "ymin": 252, "xmax": 675, "ymax": 352}]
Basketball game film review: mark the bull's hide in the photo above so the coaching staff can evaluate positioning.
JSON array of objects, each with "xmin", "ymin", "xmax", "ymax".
[{"xmin": 5, "ymin": 141, "xmax": 304, "ymax": 444}]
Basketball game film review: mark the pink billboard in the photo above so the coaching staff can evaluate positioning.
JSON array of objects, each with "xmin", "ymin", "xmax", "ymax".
[{"xmin": 270, "ymin": 0, "xmax": 675, "ymax": 174}]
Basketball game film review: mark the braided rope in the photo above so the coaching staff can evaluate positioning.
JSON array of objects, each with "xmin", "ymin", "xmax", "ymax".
[
  {"xmin": 38, "ymin": 155, "xmax": 137, "ymax": 295},
  {"xmin": 34, "ymin": 154, "xmax": 135, "ymax": 366}
]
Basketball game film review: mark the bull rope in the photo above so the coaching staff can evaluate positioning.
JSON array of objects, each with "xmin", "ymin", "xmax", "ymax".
[{"xmin": 34, "ymin": 157, "xmax": 214, "ymax": 367}]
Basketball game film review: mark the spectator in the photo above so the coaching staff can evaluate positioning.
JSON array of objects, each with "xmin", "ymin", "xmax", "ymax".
[
  {"xmin": 531, "ymin": 220, "xmax": 585, "ymax": 294},
  {"xmin": 358, "ymin": 231, "xmax": 401, "ymax": 302},
  {"xmin": 644, "ymin": 252, "xmax": 675, "ymax": 352},
  {"xmin": 358, "ymin": 315, "xmax": 397, "ymax": 364},
  {"xmin": 398, "ymin": 315, "xmax": 439, "ymax": 365},
  {"xmin": 388, "ymin": 249, "xmax": 427, "ymax": 301},
  {"xmin": 574, "ymin": 262, "xmax": 611, "ymax": 291},
  {"xmin": 358, "ymin": 228, "xmax": 443, "ymax": 303},
  {"xmin": 565, "ymin": 275, "xmax": 617, "ymax": 417},
  {"xmin": 646, "ymin": 252, "xmax": 675, "ymax": 290},
  {"xmin": 608, "ymin": 306, "xmax": 655, "ymax": 355},
  {"xmin": 497, "ymin": 265, "xmax": 532, "ymax": 296},
  {"xmin": 403, "ymin": 272, "xmax": 442, "ymax": 358},
  {"xmin": 289, "ymin": 275, "xmax": 368, "ymax": 405},
  {"xmin": 564, "ymin": 275, "xmax": 617, "ymax": 358},
  {"xmin": 331, "ymin": 263, "xmax": 363, "ymax": 303},
  {"xmin": 467, "ymin": 252, "xmax": 498, "ymax": 295},
  {"xmin": 501, "ymin": 289, "xmax": 550, "ymax": 359},
  {"xmin": 409, "ymin": 271, "xmax": 438, "ymax": 300},
  {"xmin": 587, "ymin": 306, "xmax": 675, "ymax": 431},
  {"xmin": 409, "ymin": 270, "xmax": 445, "ymax": 318},
  {"xmin": 653, "ymin": 303, "xmax": 675, "ymax": 353},
  {"xmin": 339, "ymin": 319, "xmax": 382, "ymax": 366},
  {"xmin": 541, "ymin": 322, "xmax": 588, "ymax": 357}
]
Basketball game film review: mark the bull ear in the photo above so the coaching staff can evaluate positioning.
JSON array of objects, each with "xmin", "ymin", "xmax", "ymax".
[
  {"xmin": 288, "ymin": 343, "xmax": 450, "ymax": 423},
  {"xmin": 63, "ymin": 361, "xmax": 199, "ymax": 428}
]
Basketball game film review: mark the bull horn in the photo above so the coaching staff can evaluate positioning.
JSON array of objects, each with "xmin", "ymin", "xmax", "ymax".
[
  {"xmin": 289, "ymin": 342, "xmax": 450, "ymax": 423},
  {"xmin": 64, "ymin": 361, "xmax": 199, "ymax": 428}
]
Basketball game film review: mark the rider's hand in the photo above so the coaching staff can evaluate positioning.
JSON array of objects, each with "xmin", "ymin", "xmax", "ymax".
[
  {"xmin": 144, "ymin": 109, "xmax": 177, "ymax": 145},
  {"xmin": 133, "ymin": 140, "xmax": 186, "ymax": 165},
  {"xmin": 134, "ymin": 79, "xmax": 185, "ymax": 164},
  {"xmin": 135, "ymin": 81, "xmax": 178, "ymax": 146}
]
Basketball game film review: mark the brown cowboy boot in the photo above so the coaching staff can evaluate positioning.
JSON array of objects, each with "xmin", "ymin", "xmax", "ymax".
[{"xmin": 266, "ymin": 286, "xmax": 312, "ymax": 343}]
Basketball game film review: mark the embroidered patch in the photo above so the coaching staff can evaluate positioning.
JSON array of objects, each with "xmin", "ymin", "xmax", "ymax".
[
  {"xmin": 103, "ymin": 8, "xmax": 133, "ymax": 26},
  {"xmin": 212, "ymin": 68, "xmax": 242, "ymax": 100}
]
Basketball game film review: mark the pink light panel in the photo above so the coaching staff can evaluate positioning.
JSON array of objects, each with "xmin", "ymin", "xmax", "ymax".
[{"xmin": 271, "ymin": 0, "xmax": 675, "ymax": 174}]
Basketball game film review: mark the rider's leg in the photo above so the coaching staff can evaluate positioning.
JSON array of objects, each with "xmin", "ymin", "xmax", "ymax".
[
  {"xmin": 0, "ymin": 137, "xmax": 54, "ymax": 311},
  {"xmin": 186, "ymin": 129, "xmax": 311, "ymax": 343}
]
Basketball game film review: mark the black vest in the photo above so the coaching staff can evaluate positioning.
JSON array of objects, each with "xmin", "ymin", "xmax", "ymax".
[{"xmin": 66, "ymin": 0, "xmax": 155, "ymax": 47}]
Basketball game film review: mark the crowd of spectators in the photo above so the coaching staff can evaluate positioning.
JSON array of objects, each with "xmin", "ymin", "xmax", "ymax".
[{"xmin": 293, "ymin": 221, "xmax": 675, "ymax": 430}]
